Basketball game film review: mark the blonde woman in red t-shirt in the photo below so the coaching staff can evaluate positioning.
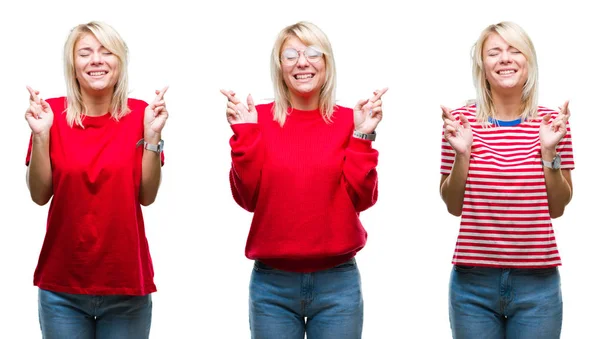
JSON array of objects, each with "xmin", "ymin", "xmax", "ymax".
[
  {"xmin": 440, "ymin": 21, "xmax": 574, "ymax": 339},
  {"xmin": 25, "ymin": 21, "xmax": 167, "ymax": 339},
  {"xmin": 221, "ymin": 21, "xmax": 387, "ymax": 338}
]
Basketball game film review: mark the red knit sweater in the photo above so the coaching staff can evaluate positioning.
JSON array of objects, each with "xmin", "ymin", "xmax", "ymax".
[{"xmin": 229, "ymin": 102, "xmax": 379, "ymax": 272}]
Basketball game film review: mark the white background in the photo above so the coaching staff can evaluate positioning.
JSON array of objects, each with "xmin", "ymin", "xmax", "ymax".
[{"xmin": 1, "ymin": 0, "xmax": 598, "ymax": 338}]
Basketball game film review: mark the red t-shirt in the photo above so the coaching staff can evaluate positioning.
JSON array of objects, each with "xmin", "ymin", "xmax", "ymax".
[
  {"xmin": 25, "ymin": 97, "xmax": 163, "ymax": 295},
  {"xmin": 229, "ymin": 103, "xmax": 379, "ymax": 272}
]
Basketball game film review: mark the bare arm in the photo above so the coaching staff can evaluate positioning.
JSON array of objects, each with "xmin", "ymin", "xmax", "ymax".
[
  {"xmin": 439, "ymin": 106, "xmax": 473, "ymax": 217},
  {"xmin": 27, "ymin": 133, "xmax": 53, "ymax": 205},
  {"xmin": 24, "ymin": 87, "xmax": 54, "ymax": 205},
  {"xmin": 540, "ymin": 102, "xmax": 574, "ymax": 218},
  {"xmin": 439, "ymin": 152, "xmax": 470, "ymax": 216},
  {"xmin": 139, "ymin": 87, "xmax": 169, "ymax": 206},
  {"xmin": 139, "ymin": 135, "xmax": 162, "ymax": 206},
  {"xmin": 542, "ymin": 148, "xmax": 573, "ymax": 218}
]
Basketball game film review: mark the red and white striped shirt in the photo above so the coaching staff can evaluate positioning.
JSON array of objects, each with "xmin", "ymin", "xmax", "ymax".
[{"xmin": 440, "ymin": 105, "xmax": 575, "ymax": 268}]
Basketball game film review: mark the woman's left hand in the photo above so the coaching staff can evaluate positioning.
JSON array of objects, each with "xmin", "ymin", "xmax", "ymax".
[
  {"xmin": 540, "ymin": 100, "xmax": 570, "ymax": 152},
  {"xmin": 354, "ymin": 87, "xmax": 388, "ymax": 134},
  {"xmin": 144, "ymin": 86, "xmax": 169, "ymax": 141}
]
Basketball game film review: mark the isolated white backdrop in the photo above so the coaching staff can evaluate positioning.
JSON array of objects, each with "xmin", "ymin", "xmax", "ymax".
[{"xmin": 1, "ymin": 0, "xmax": 597, "ymax": 338}]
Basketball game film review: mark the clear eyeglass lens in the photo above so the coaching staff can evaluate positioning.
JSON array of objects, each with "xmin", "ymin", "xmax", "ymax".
[{"xmin": 281, "ymin": 46, "xmax": 323, "ymax": 64}]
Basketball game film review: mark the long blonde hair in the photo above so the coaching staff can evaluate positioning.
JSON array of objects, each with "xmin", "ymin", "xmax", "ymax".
[
  {"xmin": 64, "ymin": 21, "xmax": 130, "ymax": 127},
  {"xmin": 270, "ymin": 21, "xmax": 336, "ymax": 127},
  {"xmin": 471, "ymin": 21, "xmax": 539, "ymax": 123}
]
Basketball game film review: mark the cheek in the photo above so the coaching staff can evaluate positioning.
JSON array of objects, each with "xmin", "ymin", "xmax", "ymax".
[
  {"xmin": 280, "ymin": 66, "xmax": 294, "ymax": 85},
  {"xmin": 483, "ymin": 61, "xmax": 495, "ymax": 78},
  {"xmin": 281, "ymin": 65, "xmax": 294, "ymax": 77},
  {"xmin": 316, "ymin": 64, "xmax": 326, "ymax": 83},
  {"xmin": 74, "ymin": 61, "xmax": 86, "ymax": 77},
  {"xmin": 520, "ymin": 63, "xmax": 529, "ymax": 78}
]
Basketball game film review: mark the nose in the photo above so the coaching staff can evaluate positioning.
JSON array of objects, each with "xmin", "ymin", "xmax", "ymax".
[
  {"xmin": 91, "ymin": 52, "xmax": 104, "ymax": 65},
  {"xmin": 296, "ymin": 52, "xmax": 309, "ymax": 67},
  {"xmin": 499, "ymin": 51, "xmax": 512, "ymax": 64}
]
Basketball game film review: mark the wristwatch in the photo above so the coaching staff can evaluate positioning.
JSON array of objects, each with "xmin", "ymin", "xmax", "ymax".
[
  {"xmin": 136, "ymin": 139, "xmax": 164, "ymax": 154},
  {"xmin": 353, "ymin": 130, "xmax": 376, "ymax": 141},
  {"xmin": 541, "ymin": 153, "xmax": 561, "ymax": 170}
]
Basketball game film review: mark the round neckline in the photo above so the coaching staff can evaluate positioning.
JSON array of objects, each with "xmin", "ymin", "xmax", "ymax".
[
  {"xmin": 83, "ymin": 112, "xmax": 110, "ymax": 119},
  {"xmin": 288, "ymin": 107, "xmax": 320, "ymax": 114},
  {"xmin": 287, "ymin": 106, "xmax": 323, "ymax": 121},
  {"xmin": 80, "ymin": 111, "xmax": 112, "ymax": 127},
  {"xmin": 488, "ymin": 116, "xmax": 523, "ymax": 127}
]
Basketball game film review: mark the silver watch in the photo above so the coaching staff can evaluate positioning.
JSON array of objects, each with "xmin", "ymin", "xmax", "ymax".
[
  {"xmin": 542, "ymin": 153, "xmax": 561, "ymax": 170},
  {"xmin": 353, "ymin": 130, "xmax": 376, "ymax": 141},
  {"xmin": 136, "ymin": 139, "xmax": 164, "ymax": 154}
]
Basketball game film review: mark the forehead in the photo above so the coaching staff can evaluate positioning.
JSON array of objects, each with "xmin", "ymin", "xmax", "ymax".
[
  {"xmin": 75, "ymin": 33, "xmax": 104, "ymax": 49},
  {"xmin": 282, "ymin": 36, "xmax": 309, "ymax": 50},
  {"xmin": 483, "ymin": 32, "xmax": 517, "ymax": 51}
]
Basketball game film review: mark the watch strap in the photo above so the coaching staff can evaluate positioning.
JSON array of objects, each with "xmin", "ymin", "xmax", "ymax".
[
  {"xmin": 541, "ymin": 153, "xmax": 560, "ymax": 169},
  {"xmin": 136, "ymin": 139, "xmax": 164, "ymax": 153},
  {"xmin": 353, "ymin": 130, "xmax": 376, "ymax": 141}
]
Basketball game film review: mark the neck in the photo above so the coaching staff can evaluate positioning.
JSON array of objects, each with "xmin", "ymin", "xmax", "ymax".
[
  {"xmin": 290, "ymin": 93, "xmax": 319, "ymax": 111},
  {"xmin": 490, "ymin": 89, "xmax": 522, "ymax": 120},
  {"xmin": 81, "ymin": 89, "xmax": 113, "ymax": 116}
]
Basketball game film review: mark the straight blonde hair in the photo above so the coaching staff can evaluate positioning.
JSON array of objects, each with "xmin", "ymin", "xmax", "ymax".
[
  {"xmin": 270, "ymin": 21, "xmax": 336, "ymax": 127},
  {"xmin": 64, "ymin": 21, "xmax": 130, "ymax": 128}
]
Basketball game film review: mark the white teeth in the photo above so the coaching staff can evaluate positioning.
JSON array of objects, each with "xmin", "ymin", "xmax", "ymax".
[
  {"xmin": 499, "ymin": 70, "xmax": 515, "ymax": 75},
  {"xmin": 295, "ymin": 74, "xmax": 313, "ymax": 79},
  {"xmin": 89, "ymin": 71, "xmax": 107, "ymax": 76}
]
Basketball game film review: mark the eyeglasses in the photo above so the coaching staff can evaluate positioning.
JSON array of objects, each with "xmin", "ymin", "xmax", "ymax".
[{"xmin": 280, "ymin": 46, "xmax": 324, "ymax": 66}]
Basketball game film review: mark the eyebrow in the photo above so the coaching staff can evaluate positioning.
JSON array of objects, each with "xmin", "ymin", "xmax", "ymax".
[{"xmin": 487, "ymin": 45, "xmax": 520, "ymax": 52}]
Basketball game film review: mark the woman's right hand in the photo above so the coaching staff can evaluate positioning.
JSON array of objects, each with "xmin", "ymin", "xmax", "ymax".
[
  {"xmin": 220, "ymin": 89, "xmax": 257, "ymax": 125},
  {"xmin": 441, "ymin": 105, "xmax": 472, "ymax": 155},
  {"xmin": 25, "ymin": 86, "xmax": 54, "ymax": 136}
]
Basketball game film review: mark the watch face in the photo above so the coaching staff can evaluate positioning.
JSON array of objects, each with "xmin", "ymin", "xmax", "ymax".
[{"xmin": 553, "ymin": 154, "xmax": 561, "ymax": 169}]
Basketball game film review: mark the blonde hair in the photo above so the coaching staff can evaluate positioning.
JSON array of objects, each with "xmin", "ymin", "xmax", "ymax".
[
  {"xmin": 64, "ymin": 21, "xmax": 130, "ymax": 127},
  {"xmin": 270, "ymin": 21, "xmax": 336, "ymax": 126},
  {"xmin": 471, "ymin": 21, "xmax": 538, "ymax": 123}
]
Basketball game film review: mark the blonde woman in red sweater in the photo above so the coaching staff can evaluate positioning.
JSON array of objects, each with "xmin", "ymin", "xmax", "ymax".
[{"xmin": 221, "ymin": 21, "xmax": 387, "ymax": 338}]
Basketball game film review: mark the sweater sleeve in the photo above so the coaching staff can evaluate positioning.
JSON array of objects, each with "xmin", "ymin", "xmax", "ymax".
[
  {"xmin": 229, "ymin": 123, "xmax": 264, "ymax": 212},
  {"xmin": 342, "ymin": 136, "xmax": 379, "ymax": 212}
]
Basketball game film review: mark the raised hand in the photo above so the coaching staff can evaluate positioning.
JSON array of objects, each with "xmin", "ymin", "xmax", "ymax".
[
  {"xmin": 354, "ymin": 87, "xmax": 388, "ymax": 134},
  {"xmin": 220, "ymin": 89, "xmax": 257, "ymax": 125},
  {"xmin": 144, "ymin": 86, "xmax": 169, "ymax": 140},
  {"xmin": 540, "ymin": 100, "xmax": 570, "ymax": 152},
  {"xmin": 441, "ymin": 106, "xmax": 473, "ymax": 155},
  {"xmin": 25, "ymin": 86, "xmax": 54, "ymax": 136}
]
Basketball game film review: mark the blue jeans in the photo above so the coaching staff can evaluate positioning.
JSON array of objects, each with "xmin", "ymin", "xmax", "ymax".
[
  {"xmin": 249, "ymin": 257, "xmax": 363, "ymax": 339},
  {"xmin": 38, "ymin": 288, "xmax": 152, "ymax": 339},
  {"xmin": 449, "ymin": 265, "xmax": 562, "ymax": 339}
]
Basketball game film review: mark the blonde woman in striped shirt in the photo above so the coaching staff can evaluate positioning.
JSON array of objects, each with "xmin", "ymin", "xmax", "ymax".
[{"xmin": 440, "ymin": 21, "xmax": 574, "ymax": 339}]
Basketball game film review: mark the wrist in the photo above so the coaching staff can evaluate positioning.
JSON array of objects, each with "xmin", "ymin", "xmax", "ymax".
[
  {"xmin": 355, "ymin": 127, "xmax": 374, "ymax": 134},
  {"xmin": 455, "ymin": 151, "xmax": 471, "ymax": 161},
  {"xmin": 144, "ymin": 134, "xmax": 161, "ymax": 145},
  {"xmin": 541, "ymin": 147, "xmax": 557, "ymax": 161},
  {"xmin": 32, "ymin": 132, "xmax": 50, "ymax": 144}
]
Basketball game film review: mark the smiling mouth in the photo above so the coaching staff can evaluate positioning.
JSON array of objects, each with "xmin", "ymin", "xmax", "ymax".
[
  {"xmin": 294, "ymin": 74, "xmax": 314, "ymax": 80},
  {"xmin": 88, "ymin": 71, "xmax": 108, "ymax": 76},
  {"xmin": 497, "ymin": 70, "xmax": 516, "ymax": 76}
]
